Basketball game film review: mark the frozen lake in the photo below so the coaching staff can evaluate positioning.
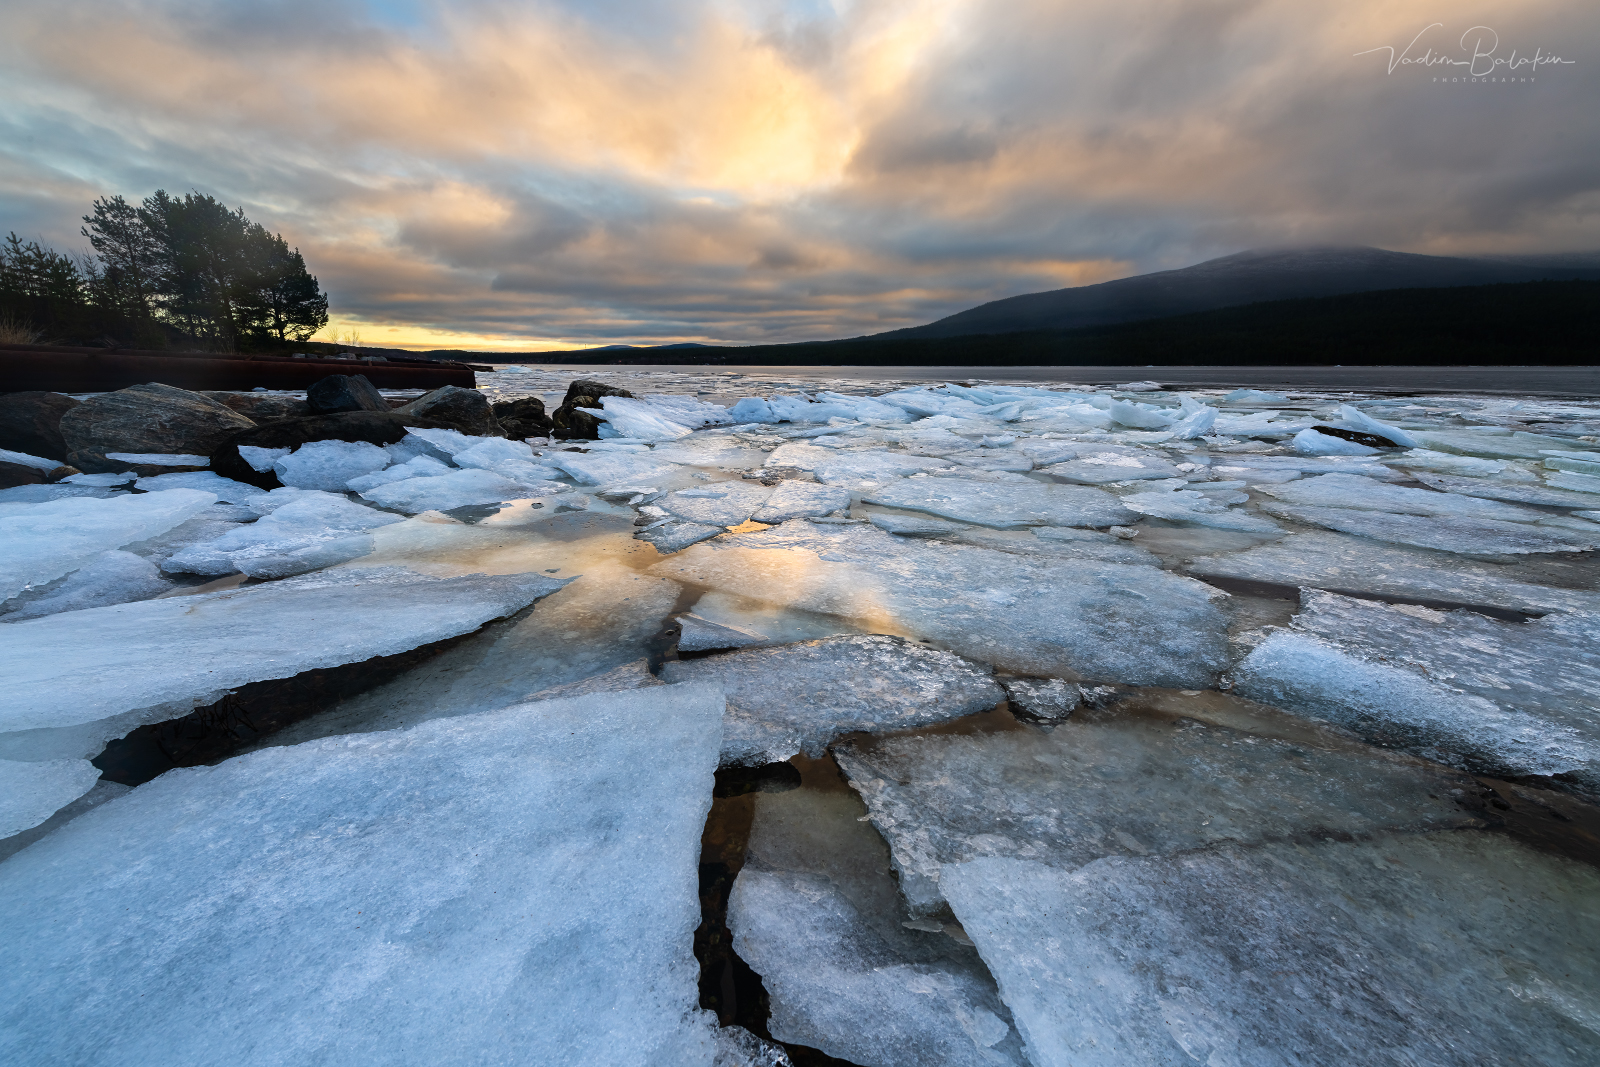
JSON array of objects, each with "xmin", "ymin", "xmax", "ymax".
[{"xmin": 4, "ymin": 370, "xmax": 1600, "ymax": 1066}]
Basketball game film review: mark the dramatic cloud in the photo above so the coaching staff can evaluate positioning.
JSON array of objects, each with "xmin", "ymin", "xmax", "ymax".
[{"xmin": 1, "ymin": 0, "xmax": 1594, "ymax": 349}]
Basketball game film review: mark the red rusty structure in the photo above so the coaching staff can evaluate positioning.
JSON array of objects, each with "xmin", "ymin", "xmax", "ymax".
[{"xmin": 0, "ymin": 343, "xmax": 484, "ymax": 393}]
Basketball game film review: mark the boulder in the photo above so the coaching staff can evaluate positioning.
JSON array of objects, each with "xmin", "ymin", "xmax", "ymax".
[
  {"xmin": 394, "ymin": 386, "xmax": 501, "ymax": 436},
  {"xmin": 211, "ymin": 412, "xmax": 455, "ymax": 489},
  {"xmin": 0, "ymin": 392, "xmax": 80, "ymax": 462},
  {"xmin": 0, "ymin": 460, "xmax": 76, "ymax": 490},
  {"xmin": 60, "ymin": 383, "xmax": 256, "ymax": 473},
  {"xmin": 491, "ymin": 397, "xmax": 553, "ymax": 439},
  {"xmin": 306, "ymin": 374, "xmax": 388, "ymax": 415},
  {"xmin": 553, "ymin": 379, "xmax": 634, "ymax": 440},
  {"xmin": 203, "ymin": 392, "xmax": 313, "ymax": 423}
]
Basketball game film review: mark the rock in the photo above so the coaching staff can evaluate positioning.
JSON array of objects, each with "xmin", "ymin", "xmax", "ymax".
[
  {"xmin": 998, "ymin": 676, "xmax": 1080, "ymax": 721},
  {"xmin": 59, "ymin": 383, "xmax": 256, "ymax": 474},
  {"xmin": 393, "ymin": 385, "xmax": 501, "ymax": 436},
  {"xmin": 306, "ymin": 374, "xmax": 388, "ymax": 415},
  {"xmin": 553, "ymin": 379, "xmax": 635, "ymax": 439},
  {"xmin": 0, "ymin": 461, "xmax": 74, "ymax": 490},
  {"xmin": 211, "ymin": 412, "xmax": 455, "ymax": 489},
  {"xmin": 0, "ymin": 392, "xmax": 79, "ymax": 462},
  {"xmin": 1311, "ymin": 424, "xmax": 1399, "ymax": 449},
  {"xmin": 202, "ymin": 392, "xmax": 312, "ymax": 423},
  {"xmin": 491, "ymin": 397, "xmax": 553, "ymax": 439}
]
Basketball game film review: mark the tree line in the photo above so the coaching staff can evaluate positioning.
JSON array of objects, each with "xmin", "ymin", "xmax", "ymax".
[{"xmin": 0, "ymin": 191, "xmax": 328, "ymax": 351}]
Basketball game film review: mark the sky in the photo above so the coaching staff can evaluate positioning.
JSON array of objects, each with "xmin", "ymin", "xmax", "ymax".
[{"xmin": 0, "ymin": 0, "xmax": 1594, "ymax": 351}]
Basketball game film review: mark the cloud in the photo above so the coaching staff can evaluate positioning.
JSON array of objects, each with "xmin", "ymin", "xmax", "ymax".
[{"xmin": 0, "ymin": 0, "xmax": 1594, "ymax": 349}]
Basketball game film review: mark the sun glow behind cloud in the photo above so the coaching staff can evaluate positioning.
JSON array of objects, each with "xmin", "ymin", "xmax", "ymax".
[{"xmin": 0, "ymin": 0, "xmax": 1594, "ymax": 349}]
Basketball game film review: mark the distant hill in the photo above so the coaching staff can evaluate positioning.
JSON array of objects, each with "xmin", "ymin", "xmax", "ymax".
[
  {"xmin": 871, "ymin": 246, "xmax": 1600, "ymax": 341},
  {"xmin": 512, "ymin": 280, "xmax": 1598, "ymax": 366}
]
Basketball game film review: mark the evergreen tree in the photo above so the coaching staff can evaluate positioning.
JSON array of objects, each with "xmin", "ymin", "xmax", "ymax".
[
  {"xmin": 81, "ymin": 194, "xmax": 162, "ymax": 334},
  {"xmin": 240, "ymin": 225, "xmax": 329, "ymax": 342}
]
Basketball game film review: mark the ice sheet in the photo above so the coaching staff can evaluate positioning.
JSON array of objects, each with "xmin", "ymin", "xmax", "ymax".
[
  {"xmin": 1, "ymin": 551, "xmax": 170, "ymax": 621},
  {"xmin": 133, "ymin": 471, "xmax": 267, "ymax": 502},
  {"xmin": 1040, "ymin": 447, "xmax": 1180, "ymax": 483},
  {"xmin": 1235, "ymin": 591, "xmax": 1600, "ymax": 791},
  {"xmin": 1186, "ymin": 531, "xmax": 1600, "ymax": 615},
  {"xmin": 1120, "ymin": 488, "xmax": 1283, "ymax": 533},
  {"xmin": 834, "ymin": 698, "xmax": 1476, "ymax": 915},
  {"xmin": 0, "ymin": 758, "xmax": 101, "ymax": 838},
  {"xmin": 1259, "ymin": 473, "xmax": 1549, "ymax": 522},
  {"xmin": 863, "ymin": 477, "xmax": 1135, "ymax": 529},
  {"xmin": 652, "ymin": 521, "xmax": 1230, "ymax": 687},
  {"xmin": 1262, "ymin": 503, "xmax": 1596, "ymax": 555},
  {"xmin": 943, "ymin": 834, "xmax": 1600, "ymax": 1067},
  {"xmin": 273, "ymin": 439, "xmax": 391, "ymax": 491},
  {"xmin": 0, "ymin": 567, "xmax": 569, "ymax": 761},
  {"xmin": 0, "ymin": 489, "xmax": 216, "ymax": 602},
  {"xmin": 163, "ymin": 492, "xmax": 405, "ymax": 578},
  {"xmin": 660, "ymin": 481, "xmax": 774, "ymax": 527},
  {"xmin": 751, "ymin": 480, "xmax": 851, "ymax": 522},
  {"xmin": 361, "ymin": 468, "xmax": 566, "ymax": 513},
  {"xmin": 0, "ymin": 685, "xmax": 731, "ymax": 1067},
  {"xmin": 548, "ymin": 449, "xmax": 681, "ymax": 486},
  {"xmin": 661, "ymin": 634, "xmax": 1004, "ymax": 764}
]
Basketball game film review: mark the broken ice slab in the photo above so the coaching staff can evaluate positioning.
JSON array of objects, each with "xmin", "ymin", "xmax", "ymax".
[
  {"xmin": 0, "ymin": 758, "xmax": 100, "ymax": 838},
  {"xmin": 676, "ymin": 613, "xmax": 767, "ymax": 653},
  {"xmin": 862, "ymin": 476, "xmax": 1135, "ymax": 529},
  {"xmin": 163, "ymin": 491, "xmax": 406, "ymax": 578},
  {"xmin": 546, "ymin": 448, "xmax": 681, "ymax": 486},
  {"xmin": 944, "ymin": 448, "xmax": 1033, "ymax": 472},
  {"xmin": 1234, "ymin": 591, "xmax": 1600, "ymax": 793},
  {"xmin": 1186, "ymin": 531, "xmax": 1600, "ymax": 616},
  {"xmin": 1, "ymin": 551, "xmax": 170, "ymax": 621},
  {"xmin": 1414, "ymin": 428, "xmax": 1600, "ymax": 460},
  {"xmin": 651, "ymin": 520, "xmax": 1231, "ymax": 687},
  {"xmin": 661, "ymin": 634, "xmax": 1004, "ymax": 765},
  {"xmin": 1261, "ymin": 503, "xmax": 1596, "ymax": 555},
  {"xmin": 943, "ymin": 834, "xmax": 1600, "ymax": 1067},
  {"xmin": 133, "ymin": 471, "xmax": 266, "ymax": 502},
  {"xmin": 686, "ymin": 590, "xmax": 867, "ymax": 647},
  {"xmin": 0, "ymin": 567, "xmax": 569, "ymax": 763},
  {"xmin": 0, "ymin": 685, "xmax": 732, "ymax": 1066},
  {"xmin": 360, "ymin": 468, "xmax": 568, "ymax": 513},
  {"xmin": 636, "ymin": 521, "xmax": 726, "ymax": 554},
  {"xmin": 730, "ymin": 769, "xmax": 1028, "ymax": 1067},
  {"xmin": 1409, "ymin": 471, "xmax": 1600, "ymax": 508},
  {"xmin": 0, "ymin": 488, "xmax": 216, "ymax": 602},
  {"xmin": 1120, "ymin": 488, "xmax": 1283, "ymax": 533},
  {"xmin": 1039, "ymin": 447, "xmax": 1180, "ymax": 483},
  {"xmin": 660, "ymin": 480, "xmax": 773, "ymax": 526},
  {"xmin": 250, "ymin": 557, "xmax": 682, "ymax": 748},
  {"xmin": 750, "ymin": 480, "xmax": 850, "ymax": 523},
  {"xmin": 1547, "ymin": 469, "xmax": 1600, "ymax": 495},
  {"xmin": 867, "ymin": 511, "xmax": 975, "ymax": 537},
  {"xmin": 834, "ymin": 693, "xmax": 1478, "ymax": 917},
  {"xmin": 273, "ymin": 439, "xmax": 390, "ymax": 491},
  {"xmin": 1258, "ymin": 472, "xmax": 1552, "ymax": 522}
]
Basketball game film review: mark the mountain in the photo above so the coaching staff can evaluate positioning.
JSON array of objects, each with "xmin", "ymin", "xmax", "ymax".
[{"xmin": 874, "ymin": 245, "xmax": 1600, "ymax": 341}]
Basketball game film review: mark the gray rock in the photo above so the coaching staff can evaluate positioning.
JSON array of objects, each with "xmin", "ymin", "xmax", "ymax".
[
  {"xmin": 491, "ymin": 397, "xmax": 552, "ymax": 439},
  {"xmin": 59, "ymin": 383, "xmax": 256, "ymax": 473},
  {"xmin": 0, "ymin": 392, "xmax": 79, "ymax": 461},
  {"xmin": 998, "ymin": 676, "xmax": 1080, "ymax": 721},
  {"xmin": 553, "ymin": 379, "xmax": 635, "ymax": 439},
  {"xmin": 394, "ymin": 385, "xmax": 501, "ymax": 436},
  {"xmin": 305, "ymin": 375, "xmax": 388, "ymax": 415},
  {"xmin": 202, "ymin": 392, "xmax": 312, "ymax": 424}
]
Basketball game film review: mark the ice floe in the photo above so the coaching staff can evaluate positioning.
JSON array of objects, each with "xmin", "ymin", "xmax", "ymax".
[
  {"xmin": 1235, "ymin": 591, "xmax": 1600, "ymax": 791},
  {"xmin": 0, "ymin": 489, "xmax": 216, "ymax": 602},
  {"xmin": 947, "ymin": 834, "xmax": 1600, "ymax": 1067},
  {"xmin": 0, "ymin": 567, "xmax": 568, "ymax": 763},
  {"xmin": 662, "ymin": 634, "xmax": 1003, "ymax": 765},
  {"xmin": 0, "ymin": 685, "xmax": 732, "ymax": 1066}
]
